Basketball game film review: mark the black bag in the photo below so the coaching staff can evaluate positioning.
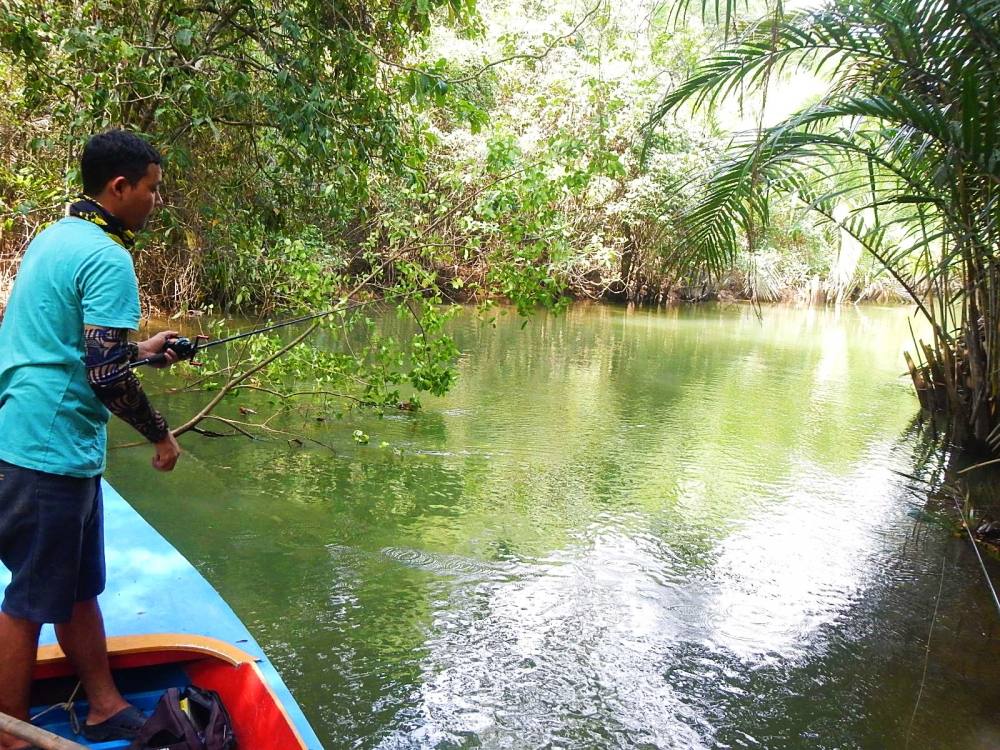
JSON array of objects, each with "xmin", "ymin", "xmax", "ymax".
[{"xmin": 128, "ymin": 686, "xmax": 236, "ymax": 750}]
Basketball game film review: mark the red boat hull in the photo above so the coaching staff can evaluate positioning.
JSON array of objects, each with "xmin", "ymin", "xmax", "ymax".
[{"xmin": 34, "ymin": 634, "xmax": 309, "ymax": 749}]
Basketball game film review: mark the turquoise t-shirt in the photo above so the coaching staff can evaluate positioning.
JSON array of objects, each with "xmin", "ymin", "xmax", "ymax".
[{"xmin": 0, "ymin": 217, "xmax": 141, "ymax": 477}]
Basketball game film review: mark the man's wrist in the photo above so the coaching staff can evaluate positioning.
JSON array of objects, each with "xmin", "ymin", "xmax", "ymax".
[{"xmin": 142, "ymin": 411, "xmax": 170, "ymax": 444}]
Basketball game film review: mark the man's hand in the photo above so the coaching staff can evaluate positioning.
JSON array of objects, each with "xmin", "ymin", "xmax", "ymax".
[
  {"xmin": 137, "ymin": 330, "xmax": 180, "ymax": 368},
  {"xmin": 152, "ymin": 431, "xmax": 181, "ymax": 472}
]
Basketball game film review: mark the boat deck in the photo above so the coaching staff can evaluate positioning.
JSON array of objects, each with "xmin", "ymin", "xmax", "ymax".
[
  {"xmin": 0, "ymin": 482, "xmax": 323, "ymax": 749},
  {"xmin": 31, "ymin": 663, "xmax": 189, "ymax": 748}
]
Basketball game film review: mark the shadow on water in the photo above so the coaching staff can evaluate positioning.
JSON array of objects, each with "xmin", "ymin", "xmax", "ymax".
[{"xmin": 108, "ymin": 303, "xmax": 1000, "ymax": 749}]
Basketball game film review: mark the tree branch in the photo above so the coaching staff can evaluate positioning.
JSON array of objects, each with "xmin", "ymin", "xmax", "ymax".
[{"xmin": 171, "ymin": 321, "xmax": 320, "ymax": 437}]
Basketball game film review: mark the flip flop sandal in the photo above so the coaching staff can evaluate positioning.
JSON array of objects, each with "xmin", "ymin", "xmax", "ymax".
[{"xmin": 80, "ymin": 705, "xmax": 147, "ymax": 742}]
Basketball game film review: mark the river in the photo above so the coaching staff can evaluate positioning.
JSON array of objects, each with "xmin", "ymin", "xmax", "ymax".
[{"xmin": 107, "ymin": 303, "xmax": 1000, "ymax": 749}]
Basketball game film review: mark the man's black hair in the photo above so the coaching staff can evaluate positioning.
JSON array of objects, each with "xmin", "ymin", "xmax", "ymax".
[{"xmin": 81, "ymin": 130, "xmax": 161, "ymax": 196}]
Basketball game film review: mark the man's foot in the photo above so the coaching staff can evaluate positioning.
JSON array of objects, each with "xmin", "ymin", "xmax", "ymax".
[{"xmin": 80, "ymin": 704, "xmax": 146, "ymax": 742}]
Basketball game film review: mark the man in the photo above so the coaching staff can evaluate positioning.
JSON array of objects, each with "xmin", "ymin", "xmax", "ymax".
[{"xmin": 0, "ymin": 130, "xmax": 183, "ymax": 748}]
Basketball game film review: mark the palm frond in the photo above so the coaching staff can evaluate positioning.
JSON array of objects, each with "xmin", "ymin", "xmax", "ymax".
[{"xmin": 655, "ymin": 0, "xmax": 1000, "ymax": 445}]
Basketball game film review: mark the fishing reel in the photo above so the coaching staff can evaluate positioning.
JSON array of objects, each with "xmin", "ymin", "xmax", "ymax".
[
  {"xmin": 164, "ymin": 336, "xmax": 200, "ymax": 360},
  {"xmin": 139, "ymin": 334, "xmax": 208, "ymax": 367}
]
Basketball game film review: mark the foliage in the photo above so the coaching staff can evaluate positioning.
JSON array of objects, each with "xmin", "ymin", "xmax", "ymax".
[
  {"xmin": 390, "ymin": 0, "xmax": 876, "ymax": 305},
  {"xmin": 0, "ymin": 0, "xmax": 563, "ymax": 439},
  {"xmin": 380, "ymin": 0, "xmax": 720, "ymax": 305},
  {"xmin": 651, "ymin": 0, "xmax": 1000, "ymax": 447},
  {"xmin": 2, "ymin": 0, "xmax": 885, "ymax": 317},
  {"xmin": 0, "ymin": 0, "xmax": 482, "ymax": 303},
  {"xmin": 1, "ymin": 0, "xmax": 949, "ymax": 446}
]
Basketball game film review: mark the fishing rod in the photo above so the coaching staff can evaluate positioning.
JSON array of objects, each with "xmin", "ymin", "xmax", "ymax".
[{"xmin": 130, "ymin": 295, "xmax": 401, "ymax": 368}]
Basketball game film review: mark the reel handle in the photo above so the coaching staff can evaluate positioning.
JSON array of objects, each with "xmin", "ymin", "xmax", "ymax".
[{"xmin": 138, "ymin": 335, "xmax": 207, "ymax": 367}]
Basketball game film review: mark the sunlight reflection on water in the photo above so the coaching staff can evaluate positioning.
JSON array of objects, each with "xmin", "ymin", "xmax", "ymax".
[{"xmin": 109, "ymin": 304, "xmax": 1000, "ymax": 750}]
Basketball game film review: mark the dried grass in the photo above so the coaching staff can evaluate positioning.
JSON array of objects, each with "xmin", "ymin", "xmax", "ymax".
[{"xmin": 0, "ymin": 262, "xmax": 13, "ymax": 322}]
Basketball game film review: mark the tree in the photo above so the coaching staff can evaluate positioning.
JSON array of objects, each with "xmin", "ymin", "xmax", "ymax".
[
  {"xmin": 649, "ymin": 0, "xmax": 1000, "ymax": 449},
  {"xmin": 0, "ymin": 0, "xmax": 565, "ymax": 444},
  {"xmin": 0, "ymin": 0, "xmax": 485, "ymax": 306}
]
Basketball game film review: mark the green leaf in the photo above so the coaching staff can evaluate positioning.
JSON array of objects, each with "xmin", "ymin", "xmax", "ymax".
[{"xmin": 174, "ymin": 28, "xmax": 193, "ymax": 48}]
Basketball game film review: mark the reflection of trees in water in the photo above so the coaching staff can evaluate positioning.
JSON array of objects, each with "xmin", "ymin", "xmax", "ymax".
[{"xmin": 110, "ymin": 304, "xmax": 986, "ymax": 748}]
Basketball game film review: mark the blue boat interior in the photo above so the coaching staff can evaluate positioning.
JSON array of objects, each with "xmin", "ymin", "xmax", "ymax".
[
  {"xmin": 29, "ymin": 665, "xmax": 189, "ymax": 748},
  {"xmin": 3, "ymin": 483, "xmax": 323, "ymax": 749}
]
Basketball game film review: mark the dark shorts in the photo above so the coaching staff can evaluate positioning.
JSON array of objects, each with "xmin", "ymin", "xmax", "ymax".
[{"xmin": 0, "ymin": 459, "xmax": 105, "ymax": 624}]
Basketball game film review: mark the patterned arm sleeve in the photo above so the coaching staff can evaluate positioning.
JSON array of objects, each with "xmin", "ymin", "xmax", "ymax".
[{"xmin": 84, "ymin": 326, "xmax": 170, "ymax": 443}]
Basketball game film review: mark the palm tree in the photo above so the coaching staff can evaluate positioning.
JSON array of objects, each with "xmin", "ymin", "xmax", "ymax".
[{"xmin": 649, "ymin": 0, "xmax": 1000, "ymax": 450}]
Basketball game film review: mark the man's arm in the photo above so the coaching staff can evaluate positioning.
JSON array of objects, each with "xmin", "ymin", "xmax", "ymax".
[{"xmin": 84, "ymin": 326, "xmax": 181, "ymax": 470}]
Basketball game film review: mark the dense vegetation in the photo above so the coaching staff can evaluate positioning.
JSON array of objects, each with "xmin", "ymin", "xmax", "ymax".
[
  {"xmin": 1, "ymin": 0, "xmax": 900, "ymax": 317},
  {"xmin": 1, "ymin": 0, "xmax": 997, "ymax": 450},
  {"xmin": 654, "ymin": 0, "xmax": 1000, "ymax": 449}
]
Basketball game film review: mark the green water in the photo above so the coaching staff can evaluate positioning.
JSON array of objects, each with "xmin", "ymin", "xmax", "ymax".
[{"xmin": 107, "ymin": 304, "xmax": 1000, "ymax": 749}]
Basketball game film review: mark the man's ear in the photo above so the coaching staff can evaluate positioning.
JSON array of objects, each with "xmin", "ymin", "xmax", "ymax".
[{"xmin": 107, "ymin": 175, "xmax": 130, "ymax": 197}]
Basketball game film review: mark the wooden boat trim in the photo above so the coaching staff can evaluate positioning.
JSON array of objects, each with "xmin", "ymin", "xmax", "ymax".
[
  {"xmin": 248, "ymin": 662, "xmax": 311, "ymax": 750},
  {"xmin": 37, "ymin": 633, "xmax": 257, "ymax": 668}
]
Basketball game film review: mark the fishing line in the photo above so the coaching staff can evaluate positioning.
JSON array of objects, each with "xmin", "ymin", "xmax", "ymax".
[
  {"xmin": 894, "ymin": 465, "xmax": 1000, "ymax": 742},
  {"xmin": 950, "ymin": 491, "xmax": 1000, "ymax": 619},
  {"xmin": 904, "ymin": 552, "xmax": 947, "ymax": 750},
  {"xmin": 893, "ymin": 467, "xmax": 1000, "ymax": 620}
]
